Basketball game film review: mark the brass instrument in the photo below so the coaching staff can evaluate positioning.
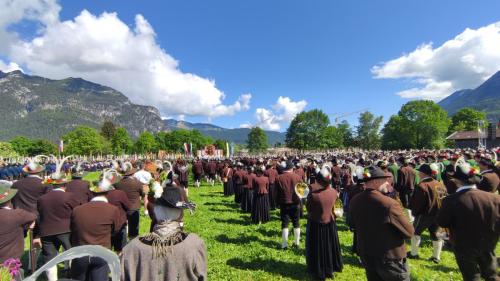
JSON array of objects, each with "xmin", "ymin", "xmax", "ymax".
[{"xmin": 294, "ymin": 182, "xmax": 310, "ymax": 199}]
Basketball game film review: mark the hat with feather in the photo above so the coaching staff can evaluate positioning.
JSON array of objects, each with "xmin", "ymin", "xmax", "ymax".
[
  {"xmin": 90, "ymin": 169, "xmax": 122, "ymax": 193},
  {"xmin": 23, "ymin": 155, "xmax": 48, "ymax": 174},
  {"xmin": 44, "ymin": 155, "xmax": 73, "ymax": 185}
]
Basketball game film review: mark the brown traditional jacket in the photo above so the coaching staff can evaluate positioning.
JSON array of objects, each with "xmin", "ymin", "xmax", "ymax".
[
  {"xmin": 437, "ymin": 188, "xmax": 500, "ymax": 255},
  {"xmin": 11, "ymin": 176, "xmax": 52, "ymax": 216},
  {"xmin": 396, "ymin": 165, "xmax": 415, "ymax": 193},
  {"xmin": 115, "ymin": 177, "xmax": 144, "ymax": 210},
  {"xmin": 349, "ymin": 188, "xmax": 414, "ymax": 259},
  {"xmin": 37, "ymin": 189, "xmax": 80, "ymax": 237},
  {"xmin": 0, "ymin": 208, "xmax": 36, "ymax": 262},
  {"xmin": 410, "ymin": 177, "xmax": 447, "ymax": 216},
  {"xmin": 264, "ymin": 168, "xmax": 278, "ymax": 185},
  {"xmin": 66, "ymin": 179, "xmax": 92, "ymax": 205},
  {"xmin": 70, "ymin": 200, "xmax": 123, "ymax": 249},
  {"xmin": 253, "ymin": 175, "xmax": 269, "ymax": 195},
  {"xmin": 306, "ymin": 183, "xmax": 337, "ymax": 224},
  {"xmin": 106, "ymin": 189, "xmax": 131, "ymax": 227},
  {"xmin": 275, "ymin": 171, "xmax": 302, "ymax": 205}
]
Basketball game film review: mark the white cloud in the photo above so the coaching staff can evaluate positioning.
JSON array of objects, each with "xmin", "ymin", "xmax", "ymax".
[
  {"xmin": 0, "ymin": 59, "xmax": 22, "ymax": 72},
  {"xmin": 253, "ymin": 96, "xmax": 307, "ymax": 131},
  {"xmin": 0, "ymin": 1, "xmax": 251, "ymax": 118},
  {"xmin": 372, "ymin": 22, "xmax": 500, "ymax": 100},
  {"xmin": 239, "ymin": 123, "xmax": 252, "ymax": 129}
]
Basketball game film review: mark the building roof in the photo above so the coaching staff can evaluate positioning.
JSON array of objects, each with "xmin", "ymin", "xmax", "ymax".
[{"xmin": 447, "ymin": 130, "xmax": 500, "ymax": 140}]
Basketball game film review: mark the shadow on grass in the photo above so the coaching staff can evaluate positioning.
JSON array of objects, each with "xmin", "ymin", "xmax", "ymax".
[
  {"xmin": 216, "ymin": 234, "xmax": 279, "ymax": 249},
  {"xmin": 426, "ymin": 263, "xmax": 457, "ymax": 273},
  {"xmin": 213, "ymin": 217, "xmax": 248, "ymax": 225},
  {"xmin": 208, "ymin": 207, "xmax": 234, "ymax": 212},
  {"xmin": 226, "ymin": 257, "xmax": 312, "ymax": 280}
]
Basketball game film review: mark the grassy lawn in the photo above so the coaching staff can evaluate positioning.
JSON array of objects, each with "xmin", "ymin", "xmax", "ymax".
[
  {"xmin": 181, "ymin": 183, "xmax": 469, "ymax": 281},
  {"xmin": 23, "ymin": 172, "xmax": 498, "ymax": 280}
]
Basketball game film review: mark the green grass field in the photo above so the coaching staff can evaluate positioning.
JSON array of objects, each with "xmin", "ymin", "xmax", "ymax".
[{"xmin": 23, "ymin": 172, "xmax": 498, "ymax": 280}]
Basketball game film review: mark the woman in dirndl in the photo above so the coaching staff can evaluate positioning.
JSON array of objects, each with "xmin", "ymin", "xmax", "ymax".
[
  {"xmin": 240, "ymin": 166, "xmax": 255, "ymax": 213},
  {"xmin": 251, "ymin": 166, "xmax": 270, "ymax": 224},
  {"xmin": 305, "ymin": 165, "xmax": 343, "ymax": 280},
  {"xmin": 222, "ymin": 162, "xmax": 234, "ymax": 196}
]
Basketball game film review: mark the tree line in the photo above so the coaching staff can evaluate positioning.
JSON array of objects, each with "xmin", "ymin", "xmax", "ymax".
[
  {"xmin": 283, "ymin": 100, "xmax": 487, "ymax": 150},
  {"xmin": 0, "ymin": 121, "xmax": 231, "ymax": 157},
  {"xmin": 0, "ymin": 100, "xmax": 487, "ymax": 157}
]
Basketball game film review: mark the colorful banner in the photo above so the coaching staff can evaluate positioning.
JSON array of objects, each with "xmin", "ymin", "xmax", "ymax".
[{"xmin": 226, "ymin": 142, "xmax": 230, "ymax": 158}]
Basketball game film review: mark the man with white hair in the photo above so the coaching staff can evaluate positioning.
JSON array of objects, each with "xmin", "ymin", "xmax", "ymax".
[{"xmin": 121, "ymin": 186, "xmax": 207, "ymax": 281}]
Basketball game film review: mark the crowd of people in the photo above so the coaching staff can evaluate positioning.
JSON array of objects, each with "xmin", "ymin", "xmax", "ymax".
[{"xmin": 0, "ymin": 148, "xmax": 499, "ymax": 281}]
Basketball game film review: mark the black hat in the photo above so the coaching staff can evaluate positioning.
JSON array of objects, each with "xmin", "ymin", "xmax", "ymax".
[
  {"xmin": 285, "ymin": 161, "xmax": 294, "ymax": 170},
  {"xmin": 450, "ymin": 163, "xmax": 480, "ymax": 183},
  {"xmin": 157, "ymin": 186, "xmax": 196, "ymax": 210},
  {"xmin": 418, "ymin": 164, "xmax": 434, "ymax": 176},
  {"xmin": 364, "ymin": 166, "xmax": 390, "ymax": 181}
]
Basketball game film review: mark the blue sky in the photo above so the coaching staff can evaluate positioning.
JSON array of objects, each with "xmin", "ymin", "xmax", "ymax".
[{"xmin": 1, "ymin": 0, "xmax": 500, "ymax": 130}]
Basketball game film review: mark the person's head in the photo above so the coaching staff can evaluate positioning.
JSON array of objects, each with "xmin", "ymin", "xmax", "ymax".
[
  {"xmin": 316, "ymin": 165, "xmax": 332, "ymax": 186},
  {"xmin": 449, "ymin": 162, "xmax": 481, "ymax": 189},
  {"xmin": 363, "ymin": 166, "xmax": 391, "ymax": 193},
  {"xmin": 418, "ymin": 163, "xmax": 437, "ymax": 179},
  {"xmin": 478, "ymin": 158, "xmax": 495, "ymax": 172},
  {"xmin": 154, "ymin": 186, "xmax": 195, "ymax": 223}
]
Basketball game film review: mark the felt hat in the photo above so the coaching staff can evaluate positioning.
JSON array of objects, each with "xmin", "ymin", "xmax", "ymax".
[
  {"xmin": 363, "ymin": 166, "xmax": 391, "ymax": 181},
  {"xmin": 119, "ymin": 162, "xmax": 137, "ymax": 176},
  {"xmin": 44, "ymin": 155, "xmax": 73, "ymax": 185},
  {"xmin": 22, "ymin": 155, "xmax": 47, "ymax": 174},
  {"xmin": 0, "ymin": 180, "xmax": 16, "ymax": 204},
  {"xmin": 90, "ymin": 169, "xmax": 122, "ymax": 193}
]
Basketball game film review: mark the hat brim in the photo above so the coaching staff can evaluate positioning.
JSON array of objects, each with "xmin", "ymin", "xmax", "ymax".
[
  {"xmin": 365, "ymin": 175, "xmax": 391, "ymax": 181},
  {"xmin": 121, "ymin": 168, "xmax": 137, "ymax": 176},
  {"xmin": 0, "ymin": 189, "xmax": 17, "ymax": 204},
  {"xmin": 23, "ymin": 166, "xmax": 45, "ymax": 174}
]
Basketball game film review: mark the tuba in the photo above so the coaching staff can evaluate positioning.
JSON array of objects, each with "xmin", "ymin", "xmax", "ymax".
[{"xmin": 294, "ymin": 182, "xmax": 310, "ymax": 199}]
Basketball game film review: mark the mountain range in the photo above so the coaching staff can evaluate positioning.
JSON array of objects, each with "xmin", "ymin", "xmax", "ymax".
[
  {"xmin": 438, "ymin": 71, "xmax": 500, "ymax": 120},
  {"xmin": 0, "ymin": 70, "xmax": 285, "ymax": 144}
]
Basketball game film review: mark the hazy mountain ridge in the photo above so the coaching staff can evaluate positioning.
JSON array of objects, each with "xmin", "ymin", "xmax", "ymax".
[
  {"xmin": 438, "ymin": 71, "xmax": 500, "ymax": 120},
  {"xmin": 0, "ymin": 70, "xmax": 285, "ymax": 144}
]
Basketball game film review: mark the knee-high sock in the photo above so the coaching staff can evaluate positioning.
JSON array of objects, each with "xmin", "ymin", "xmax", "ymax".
[
  {"xmin": 411, "ymin": 235, "xmax": 421, "ymax": 256},
  {"xmin": 46, "ymin": 266, "xmax": 58, "ymax": 281},
  {"xmin": 293, "ymin": 228, "xmax": 301, "ymax": 246},
  {"xmin": 432, "ymin": 240, "xmax": 443, "ymax": 260},
  {"xmin": 281, "ymin": 228, "xmax": 289, "ymax": 248}
]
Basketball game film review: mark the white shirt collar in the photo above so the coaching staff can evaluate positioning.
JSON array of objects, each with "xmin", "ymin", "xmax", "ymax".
[
  {"xmin": 456, "ymin": 185, "xmax": 477, "ymax": 193},
  {"xmin": 91, "ymin": 196, "xmax": 108, "ymax": 203},
  {"xmin": 28, "ymin": 175, "xmax": 42, "ymax": 179},
  {"xmin": 480, "ymin": 170, "xmax": 493, "ymax": 175},
  {"xmin": 1, "ymin": 206, "xmax": 12, "ymax": 210},
  {"xmin": 53, "ymin": 188, "xmax": 65, "ymax": 192}
]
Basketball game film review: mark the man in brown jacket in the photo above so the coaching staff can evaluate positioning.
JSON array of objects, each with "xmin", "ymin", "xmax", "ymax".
[
  {"xmin": 276, "ymin": 161, "xmax": 303, "ymax": 249},
  {"xmin": 0, "ymin": 181, "xmax": 37, "ymax": 264},
  {"xmin": 116, "ymin": 163, "xmax": 144, "ymax": 239},
  {"xmin": 66, "ymin": 167, "xmax": 92, "ymax": 205},
  {"xmin": 35, "ymin": 180, "xmax": 80, "ymax": 281},
  {"xmin": 437, "ymin": 163, "xmax": 500, "ymax": 281},
  {"xmin": 12, "ymin": 161, "xmax": 51, "ymax": 216},
  {"xmin": 396, "ymin": 158, "xmax": 416, "ymax": 210},
  {"xmin": 478, "ymin": 158, "xmax": 499, "ymax": 193},
  {"xmin": 349, "ymin": 166, "xmax": 414, "ymax": 281},
  {"xmin": 408, "ymin": 163, "xmax": 447, "ymax": 263},
  {"xmin": 70, "ymin": 174, "xmax": 124, "ymax": 281}
]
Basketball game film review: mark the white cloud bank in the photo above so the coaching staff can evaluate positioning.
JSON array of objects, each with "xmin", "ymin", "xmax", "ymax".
[
  {"xmin": 371, "ymin": 22, "xmax": 500, "ymax": 100},
  {"xmin": 0, "ymin": 0, "xmax": 251, "ymax": 118},
  {"xmin": 241, "ymin": 96, "xmax": 307, "ymax": 131}
]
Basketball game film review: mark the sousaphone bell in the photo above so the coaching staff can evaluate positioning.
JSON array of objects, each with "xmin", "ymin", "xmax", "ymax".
[{"xmin": 294, "ymin": 182, "xmax": 310, "ymax": 199}]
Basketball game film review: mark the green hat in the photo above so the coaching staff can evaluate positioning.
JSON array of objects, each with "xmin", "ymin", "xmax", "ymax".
[{"xmin": 0, "ymin": 180, "xmax": 17, "ymax": 204}]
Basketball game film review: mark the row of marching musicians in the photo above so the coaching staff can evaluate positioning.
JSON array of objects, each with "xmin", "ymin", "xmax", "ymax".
[
  {"xmin": 219, "ymin": 155, "xmax": 499, "ymax": 281},
  {"xmin": 0, "ymin": 156, "xmax": 206, "ymax": 281}
]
